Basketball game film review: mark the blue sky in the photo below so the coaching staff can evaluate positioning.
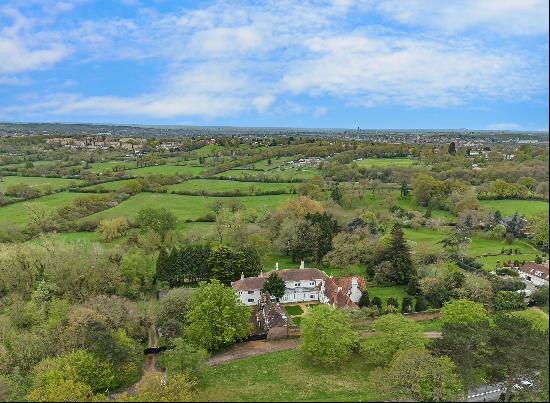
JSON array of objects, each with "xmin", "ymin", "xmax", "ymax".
[{"xmin": 0, "ymin": 0, "xmax": 548, "ymax": 130}]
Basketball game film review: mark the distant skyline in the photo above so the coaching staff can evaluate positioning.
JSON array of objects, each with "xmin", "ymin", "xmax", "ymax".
[{"xmin": 0, "ymin": 0, "xmax": 548, "ymax": 130}]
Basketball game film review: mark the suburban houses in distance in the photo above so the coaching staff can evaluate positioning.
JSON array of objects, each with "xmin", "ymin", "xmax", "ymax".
[{"xmin": 232, "ymin": 261, "xmax": 364, "ymax": 309}]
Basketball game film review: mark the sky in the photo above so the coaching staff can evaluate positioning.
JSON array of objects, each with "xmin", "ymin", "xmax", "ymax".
[{"xmin": 0, "ymin": 0, "xmax": 548, "ymax": 130}]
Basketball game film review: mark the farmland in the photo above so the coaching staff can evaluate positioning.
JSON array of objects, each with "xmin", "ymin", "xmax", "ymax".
[{"xmin": 0, "ymin": 175, "xmax": 82, "ymax": 191}]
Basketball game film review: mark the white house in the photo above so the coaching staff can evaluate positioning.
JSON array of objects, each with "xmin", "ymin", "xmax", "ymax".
[
  {"xmin": 231, "ymin": 261, "xmax": 363, "ymax": 309},
  {"xmin": 517, "ymin": 262, "xmax": 549, "ymax": 287}
]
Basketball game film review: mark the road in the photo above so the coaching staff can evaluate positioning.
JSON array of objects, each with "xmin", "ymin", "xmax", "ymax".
[{"xmin": 467, "ymin": 383, "xmax": 504, "ymax": 402}]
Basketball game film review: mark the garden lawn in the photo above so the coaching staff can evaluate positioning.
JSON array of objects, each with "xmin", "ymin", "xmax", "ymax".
[
  {"xmin": 353, "ymin": 157, "xmax": 417, "ymax": 168},
  {"xmin": 284, "ymin": 305, "xmax": 304, "ymax": 316},
  {"xmin": 197, "ymin": 348, "xmax": 379, "ymax": 401},
  {"xmin": 0, "ymin": 176, "xmax": 83, "ymax": 191},
  {"xmin": 368, "ymin": 285, "xmax": 409, "ymax": 309},
  {"xmin": 167, "ymin": 179, "xmax": 293, "ymax": 193},
  {"xmin": 0, "ymin": 192, "xmax": 90, "ymax": 225},
  {"xmin": 479, "ymin": 199, "xmax": 549, "ymax": 218},
  {"xmin": 80, "ymin": 192, "xmax": 294, "ymax": 223}
]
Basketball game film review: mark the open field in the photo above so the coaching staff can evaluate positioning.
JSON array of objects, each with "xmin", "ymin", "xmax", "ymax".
[
  {"xmin": 219, "ymin": 167, "xmax": 320, "ymax": 180},
  {"xmin": 81, "ymin": 192, "xmax": 294, "ymax": 223},
  {"xmin": 0, "ymin": 192, "xmax": 90, "ymax": 225},
  {"xmin": 83, "ymin": 179, "xmax": 137, "ymax": 191},
  {"xmin": 353, "ymin": 157, "xmax": 416, "ymax": 167},
  {"xmin": 479, "ymin": 199, "xmax": 549, "ymax": 217},
  {"xmin": 0, "ymin": 176, "xmax": 83, "ymax": 191},
  {"xmin": 197, "ymin": 348, "xmax": 378, "ymax": 401},
  {"xmin": 86, "ymin": 161, "xmax": 136, "ymax": 173},
  {"xmin": 234, "ymin": 157, "xmax": 294, "ymax": 171},
  {"xmin": 125, "ymin": 164, "xmax": 206, "ymax": 176},
  {"xmin": 167, "ymin": 179, "xmax": 294, "ymax": 193}
]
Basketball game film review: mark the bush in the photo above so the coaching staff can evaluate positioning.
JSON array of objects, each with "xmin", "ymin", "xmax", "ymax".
[{"xmin": 415, "ymin": 296, "xmax": 428, "ymax": 312}]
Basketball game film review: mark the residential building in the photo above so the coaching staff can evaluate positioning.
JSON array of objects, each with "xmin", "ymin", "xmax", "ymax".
[
  {"xmin": 516, "ymin": 261, "xmax": 549, "ymax": 286},
  {"xmin": 231, "ymin": 262, "xmax": 363, "ymax": 309}
]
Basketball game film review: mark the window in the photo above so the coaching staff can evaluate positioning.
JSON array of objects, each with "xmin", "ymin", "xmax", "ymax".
[
  {"xmin": 248, "ymin": 290, "xmax": 254, "ymax": 294},
  {"xmin": 310, "ymin": 294, "xmax": 315, "ymax": 299},
  {"xmin": 295, "ymin": 283, "xmax": 300, "ymax": 287},
  {"xmin": 247, "ymin": 299, "xmax": 255, "ymax": 303},
  {"xmin": 310, "ymin": 281, "xmax": 315, "ymax": 286}
]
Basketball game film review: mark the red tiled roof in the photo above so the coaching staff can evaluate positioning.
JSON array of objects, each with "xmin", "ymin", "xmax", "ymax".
[
  {"xmin": 232, "ymin": 268, "xmax": 358, "ymax": 309},
  {"xmin": 519, "ymin": 262, "xmax": 549, "ymax": 280},
  {"xmin": 332, "ymin": 276, "xmax": 366, "ymax": 294}
]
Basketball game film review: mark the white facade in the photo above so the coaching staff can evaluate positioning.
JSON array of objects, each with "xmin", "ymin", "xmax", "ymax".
[
  {"xmin": 238, "ymin": 289, "xmax": 262, "ymax": 306},
  {"xmin": 518, "ymin": 271, "xmax": 549, "ymax": 287}
]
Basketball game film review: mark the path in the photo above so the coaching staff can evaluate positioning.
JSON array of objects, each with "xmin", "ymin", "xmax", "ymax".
[
  {"xmin": 111, "ymin": 325, "xmax": 164, "ymax": 399},
  {"xmin": 209, "ymin": 338, "xmax": 302, "ymax": 366},
  {"xmin": 208, "ymin": 331, "xmax": 442, "ymax": 366}
]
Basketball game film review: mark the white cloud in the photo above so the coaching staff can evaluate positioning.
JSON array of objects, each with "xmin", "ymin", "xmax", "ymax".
[
  {"xmin": 0, "ymin": 0, "xmax": 547, "ymax": 119},
  {"xmin": 282, "ymin": 33, "xmax": 542, "ymax": 107},
  {"xmin": 374, "ymin": 0, "xmax": 549, "ymax": 36}
]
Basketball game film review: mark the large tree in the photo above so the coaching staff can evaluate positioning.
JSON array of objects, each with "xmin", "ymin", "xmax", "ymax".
[
  {"xmin": 360, "ymin": 314, "xmax": 427, "ymax": 366},
  {"xmin": 487, "ymin": 315, "xmax": 548, "ymax": 402},
  {"xmin": 186, "ymin": 280, "xmax": 251, "ymax": 351},
  {"xmin": 301, "ymin": 304, "xmax": 358, "ymax": 366},
  {"xmin": 440, "ymin": 299, "xmax": 489, "ymax": 325},
  {"xmin": 385, "ymin": 223, "xmax": 416, "ymax": 284},
  {"xmin": 261, "ymin": 272, "xmax": 286, "ymax": 300},
  {"xmin": 373, "ymin": 348, "xmax": 464, "ymax": 402},
  {"xmin": 135, "ymin": 207, "xmax": 177, "ymax": 242}
]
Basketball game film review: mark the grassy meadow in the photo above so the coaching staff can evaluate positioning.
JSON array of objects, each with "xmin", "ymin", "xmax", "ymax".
[
  {"xmin": 0, "ymin": 175, "xmax": 83, "ymax": 191},
  {"xmin": 198, "ymin": 348, "xmax": 379, "ymax": 402}
]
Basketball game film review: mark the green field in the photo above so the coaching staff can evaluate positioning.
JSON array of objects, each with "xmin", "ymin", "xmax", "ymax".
[
  {"xmin": 125, "ymin": 164, "xmax": 205, "ymax": 176},
  {"xmin": 479, "ymin": 199, "xmax": 549, "ymax": 217},
  {"xmin": 0, "ymin": 176, "xmax": 83, "ymax": 192},
  {"xmin": 83, "ymin": 179, "xmax": 137, "ymax": 191},
  {"xmin": 221, "ymin": 167, "xmax": 319, "ymax": 180},
  {"xmin": 167, "ymin": 179, "xmax": 293, "ymax": 193},
  {"xmin": 353, "ymin": 158, "xmax": 416, "ymax": 167},
  {"xmin": 234, "ymin": 157, "xmax": 294, "ymax": 171},
  {"xmin": 198, "ymin": 348, "xmax": 378, "ymax": 401},
  {"xmin": 0, "ymin": 192, "xmax": 90, "ymax": 225},
  {"xmin": 86, "ymin": 161, "xmax": 136, "ymax": 173},
  {"xmin": 81, "ymin": 192, "xmax": 294, "ymax": 223}
]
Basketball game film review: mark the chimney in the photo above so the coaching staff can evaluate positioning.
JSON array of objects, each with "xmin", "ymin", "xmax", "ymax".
[
  {"xmin": 337, "ymin": 286, "xmax": 342, "ymax": 292},
  {"xmin": 300, "ymin": 260, "xmax": 305, "ymax": 269},
  {"xmin": 240, "ymin": 272, "xmax": 244, "ymax": 280},
  {"xmin": 275, "ymin": 262, "xmax": 279, "ymax": 271},
  {"xmin": 260, "ymin": 270, "xmax": 263, "ymax": 277},
  {"xmin": 351, "ymin": 277, "xmax": 359, "ymax": 292}
]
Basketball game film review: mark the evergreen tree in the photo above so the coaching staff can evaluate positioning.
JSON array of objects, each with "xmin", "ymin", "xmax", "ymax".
[
  {"xmin": 415, "ymin": 296, "xmax": 428, "ymax": 312},
  {"xmin": 386, "ymin": 297, "xmax": 399, "ymax": 309},
  {"xmin": 358, "ymin": 290, "xmax": 370, "ymax": 307},
  {"xmin": 406, "ymin": 277, "xmax": 420, "ymax": 295},
  {"xmin": 387, "ymin": 223, "xmax": 416, "ymax": 284},
  {"xmin": 331, "ymin": 185, "xmax": 342, "ymax": 205},
  {"xmin": 261, "ymin": 272, "xmax": 286, "ymax": 299},
  {"xmin": 400, "ymin": 181, "xmax": 410, "ymax": 197},
  {"xmin": 240, "ymin": 246, "xmax": 262, "ymax": 278},
  {"xmin": 448, "ymin": 141, "xmax": 457, "ymax": 156},
  {"xmin": 208, "ymin": 245, "xmax": 245, "ymax": 285},
  {"xmin": 371, "ymin": 296, "xmax": 382, "ymax": 309},
  {"xmin": 402, "ymin": 295, "xmax": 413, "ymax": 313},
  {"xmin": 155, "ymin": 248, "xmax": 170, "ymax": 285}
]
